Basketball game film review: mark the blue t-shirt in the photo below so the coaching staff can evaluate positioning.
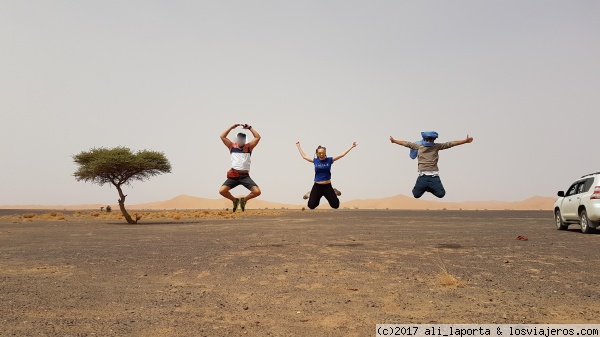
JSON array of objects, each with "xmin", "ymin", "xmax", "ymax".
[{"xmin": 314, "ymin": 157, "xmax": 333, "ymax": 182}]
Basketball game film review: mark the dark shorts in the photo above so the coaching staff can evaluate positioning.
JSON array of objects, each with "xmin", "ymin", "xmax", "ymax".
[
  {"xmin": 412, "ymin": 175, "xmax": 446, "ymax": 199},
  {"xmin": 222, "ymin": 174, "xmax": 259, "ymax": 190}
]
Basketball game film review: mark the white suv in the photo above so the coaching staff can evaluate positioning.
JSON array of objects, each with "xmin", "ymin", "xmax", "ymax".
[{"xmin": 554, "ymin": 172, "xmax": 600, "ymax": 233}]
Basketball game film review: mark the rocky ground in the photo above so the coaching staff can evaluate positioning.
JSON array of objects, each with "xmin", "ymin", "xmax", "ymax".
[{"xmin": 1, "ymin": 209, "xmax": 598, "ymax": 337}]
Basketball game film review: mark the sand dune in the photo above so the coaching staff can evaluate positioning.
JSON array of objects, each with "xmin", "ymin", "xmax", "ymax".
[
  {"xmin": 0, "ymin": 203, "xmax": 107, "ymax": 210},
  {"xmin": 341, "ymin": 195, "xmax": 555, "ymax": 210},
  {"xmin": 0, "ymin": 194, "xmax": 556, "ymax": 211},
  {"xmin": 130, "ymin": 194, "xmax": 300, "ymax": 210}
]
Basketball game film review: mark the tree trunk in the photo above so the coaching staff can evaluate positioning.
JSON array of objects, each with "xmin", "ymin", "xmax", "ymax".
[{"xmin": 115, "ymin": 184, "xmax": 136, "ymax": 224}]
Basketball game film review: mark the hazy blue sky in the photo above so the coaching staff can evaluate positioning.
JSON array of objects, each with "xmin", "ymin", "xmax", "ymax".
[{"xmin": 1, "ymin": 1, "xmax": 599, "ymax": 206}]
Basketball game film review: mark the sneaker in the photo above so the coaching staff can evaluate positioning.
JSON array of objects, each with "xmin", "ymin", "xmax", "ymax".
[
  {"xmin": 303, "ymin": 191, "xmax": 310, "ymax": 200},
  {"xmin": 334, "ymin": 188, "xmax": 341, "ymax": 196},
  {"xmin": 240, "ymin": 197, "xmax": 246, "ymax": 212},
  {"xmin": 232, "ymin": 198, "xmax": 239, "ymax": 212}
]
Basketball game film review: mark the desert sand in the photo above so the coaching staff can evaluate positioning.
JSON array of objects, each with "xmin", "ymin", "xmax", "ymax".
[
  {"xmin": 0, "ymin": 194, "xmax": 557, "ymax": 211},
  {"xmin": 1, "ymin": 209, "xmax": 598, "ymax": 337}
]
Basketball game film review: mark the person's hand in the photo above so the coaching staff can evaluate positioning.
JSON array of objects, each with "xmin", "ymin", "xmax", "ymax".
[
  {"xmin": 296, "ymin": 141, "xmax": 301, "ymax": 147},
  {"xmin": 389, "ymin": 136, "xmax": 395, "ymax": 143},
  {"xmin": 465, "ymin": 135, "xmax": 474, "ymax": 143},
  {"xmin": 241, "ymin": 124, "xmax": 252, "ymax": 129},
  {"xmin": 232, "ymin": 123, "xmax": 241, "ymax": 128},
  {"xmin": 352, "ymin": 142, "xmax": 358, "ymax": 147}
]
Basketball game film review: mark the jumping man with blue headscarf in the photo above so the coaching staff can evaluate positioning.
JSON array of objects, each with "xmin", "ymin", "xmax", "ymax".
[{"xmin": 389, "ymin": 132, "xmax": 473, "ymax": 198}]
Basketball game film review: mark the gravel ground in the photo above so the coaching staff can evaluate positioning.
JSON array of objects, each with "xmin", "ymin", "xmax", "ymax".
[{"xmin": 1, "ymin": 210, "xmax": 599, "ymax": 337}]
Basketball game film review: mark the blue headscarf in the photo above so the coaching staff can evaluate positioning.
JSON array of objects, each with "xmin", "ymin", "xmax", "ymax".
[{"xmin": 409, "ymin": 131, "xmax": 438, "ymax": 159}]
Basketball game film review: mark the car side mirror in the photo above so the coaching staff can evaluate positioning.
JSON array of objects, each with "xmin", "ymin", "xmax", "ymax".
[{"xmin": 557, "ymin": 191, "xmax": 565, "ymax": 197}]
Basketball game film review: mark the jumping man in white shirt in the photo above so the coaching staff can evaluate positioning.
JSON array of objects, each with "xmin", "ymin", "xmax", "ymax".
[{"xmin": 219, "ymin": 124, "xmax": 262, "ymax": 212}]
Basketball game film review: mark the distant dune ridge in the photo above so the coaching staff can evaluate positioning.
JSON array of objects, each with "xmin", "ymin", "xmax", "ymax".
[
  {"xmin": 340, "ymin": 194, "xmax": 554, "ymax": 210},
  {"xmin": 131, "ymin": 195, "xmax": 299, "ymax": 210},
  {"xmin": 0, "ymin": 194, "xmax": 555, "ymax": 210}
]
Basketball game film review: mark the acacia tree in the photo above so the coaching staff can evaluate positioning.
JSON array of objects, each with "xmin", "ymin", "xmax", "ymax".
[{"xmin": 73, "ymin": 147, "xmax": 171, "ymax": 224}]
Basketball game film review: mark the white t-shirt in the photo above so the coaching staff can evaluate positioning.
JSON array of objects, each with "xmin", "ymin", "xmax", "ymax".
[{"xmin": 229, "ymin": 143, "xmax": 253, "ymax": 171}]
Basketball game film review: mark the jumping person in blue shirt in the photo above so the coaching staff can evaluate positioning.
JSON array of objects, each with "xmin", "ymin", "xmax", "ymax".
[{"xmin": 296, "ymin": 141, "xmax": 357, "ymax": 209}]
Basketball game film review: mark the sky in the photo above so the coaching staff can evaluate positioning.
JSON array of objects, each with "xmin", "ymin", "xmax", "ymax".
[{"xmin": 1, "ymin": 1, "xmax": 599, "ymax": 206}]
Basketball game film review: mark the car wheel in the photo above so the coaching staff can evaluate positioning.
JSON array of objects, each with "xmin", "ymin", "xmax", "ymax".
[
  {"xmin": 580, "ymin": 209, "xmax": 595, "ymax": 234},
  {"xmin": 555, "ymin": 209, "xmax": 568, "ymax": 230}
]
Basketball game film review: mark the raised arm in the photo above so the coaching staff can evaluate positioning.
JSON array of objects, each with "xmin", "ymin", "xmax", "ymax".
[
  {"xmin": 245, "ymin": 125, "xmax": 261, "ymax": 148},
  {"xmin": 333, "ymin": 142, "xmax": 357, "ymax": 162},
  {"xmin": 220, "ymin": 124, "xmax": 240, "ymax": 148},
  {"xmin": 389, "ymin": 136, "xmax": 410, "ymax": 147},
  {"xmin": 451, "ymin": 135, "xmax": 474, "ymax": 146},
  {"xmin": 296, "ymin": 142, "xmax": 314, "ymax": 163}
]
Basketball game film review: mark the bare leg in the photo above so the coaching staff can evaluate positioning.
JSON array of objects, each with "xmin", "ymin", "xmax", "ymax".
[
  {"xmin": 244, "ymin": 186, "xmax": 262, "ymax": 201},
  {"xmin": 219, "ymin": 186, "xmax": 237, "ymax": 202}
]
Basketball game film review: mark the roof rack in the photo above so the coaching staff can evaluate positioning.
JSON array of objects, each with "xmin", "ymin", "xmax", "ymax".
[{"xmin": 581, "ymin": 172, "xmax": 600, "ymax": 178}]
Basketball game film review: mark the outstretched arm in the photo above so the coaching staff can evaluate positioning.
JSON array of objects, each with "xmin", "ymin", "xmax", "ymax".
[
  {"xmin": 296, "ymin": 142, "xmax": 314, "ymax": 163},
  {"xmin": 451, "ymin": 135, "xmax": 474, "ymax": 146},
  {"xmin": 333, "ymin": 142, "xmax": 357, "ymax": 162},
  {"xmin": 245, "ymin": 125, "xmax": 261, "ymax": 148},
  {"xmin": 389, "ymin": 136, "xmax": 409, "ymax": 147},
  {"xmin": 220, "ymin": 124, "xmax": 240, "ymax": 148}
]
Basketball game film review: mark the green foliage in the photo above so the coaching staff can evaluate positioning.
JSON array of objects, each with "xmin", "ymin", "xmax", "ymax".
[
  {"xmin": 73, "ymin": 147, "xmax": 171, "ymax": 187},
  {"xmin": 73, "ymin": 147, "xmax": 171, "ymax": 224}
]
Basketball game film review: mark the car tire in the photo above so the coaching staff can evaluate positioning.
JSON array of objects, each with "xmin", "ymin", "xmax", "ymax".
[
  {"xmin": 555, "ymin": 209, "xmax": 568, "ymax": 230},
  {"xmin": 579, "ymin": 209, "xmax": 595, "ymax": 234}
]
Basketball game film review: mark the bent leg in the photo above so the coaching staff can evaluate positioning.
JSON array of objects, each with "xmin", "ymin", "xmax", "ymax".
[
  {"xmin": 245, "ymin": 186, "xmax": 262, "ymax": 201},
  {"xmin": 412, "ymin": 176, "xmax": 427, "ymax": 199},
  {"xmin": 429, "ymin": 176, "xmax": 446, "ymax": 198},
  {"xmin": 322, "ymin": 184, "xmax": 340, "ymax": 209},
  {"xmin": 307, "ymin": 184, "xmax": 323, "ymax": 209},
  {"xmin": 240, "ymin": 176, "xmax": 261, "ymax": 201},
  {"xmin": 219, "ymin": 185, "xmax": 237, "ymax": 202}
]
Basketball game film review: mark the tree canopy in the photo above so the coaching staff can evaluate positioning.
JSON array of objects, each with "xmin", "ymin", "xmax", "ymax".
[
  {"xmin": 73, "ymin": 147, "xmax": 171, "ymax": 187},
  {"xmin": 73, "ymin": 147, "xmax": 171, "ymax": 224}
]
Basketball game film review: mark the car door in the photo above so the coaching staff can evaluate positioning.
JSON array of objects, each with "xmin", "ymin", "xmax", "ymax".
[{"xmin": 562, "ymin": 181, "xmax": 584, "ymax": 220}]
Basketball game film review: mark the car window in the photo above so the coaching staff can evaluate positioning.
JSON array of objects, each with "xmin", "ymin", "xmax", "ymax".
[
  {"xmin": 582, "ymin": 178, "xmax": 595, "ymax": 193},
  {"xmin": 566, "ymin": 182, "xmax": 581, "ymax": 197}
]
